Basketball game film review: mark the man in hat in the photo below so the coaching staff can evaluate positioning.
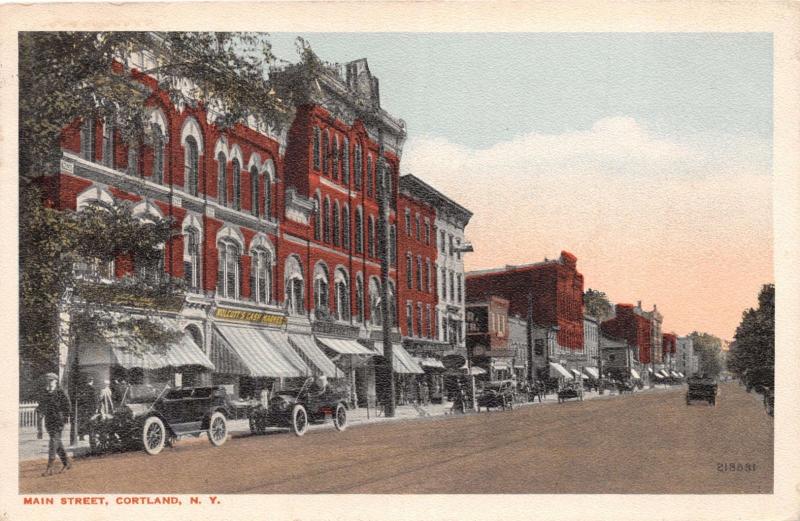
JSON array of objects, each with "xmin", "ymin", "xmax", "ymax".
[{"xmin": 36, "ymin": 373, "xmax": 72, "ymax": 476}]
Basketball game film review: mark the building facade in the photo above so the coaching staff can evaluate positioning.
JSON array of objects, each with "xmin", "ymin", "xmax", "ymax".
[
  {"xmin": 583, "ymin": 315, "xmax": 600, "ymax": 379},
  {"xmin": 600, "ymin": 303, "xmax": 651, "ymax": 382},
  {"xmin": 465, "ymin": 296, "xmax": 513, "ymax": 380},
  {"xmin": 676, "ymin": 335, "xmax": 695, "ymax": 376},
  {"xmin": 508, "ymin": 316, "xmax": 529, "ymax": 382}
]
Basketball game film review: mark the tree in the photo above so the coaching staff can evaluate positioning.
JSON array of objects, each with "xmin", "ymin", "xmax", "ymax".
[
  {"xmin": 689, "ymin": 331, "xmax": 723, "ymax": 377},
  {"xmin": 584, "ymin": 288, "xmax": 614, "ymax": 322},
  {"xmin": 729, "ymin": 284, "xmax": 774, "ymax": 378}
]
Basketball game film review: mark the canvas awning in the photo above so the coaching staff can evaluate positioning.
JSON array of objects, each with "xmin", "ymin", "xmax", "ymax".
[
  {"xmin": 414, "ymin": 357, "xmax": 446, "ymax": 370},
  {"xmin": 373, "ymin": 342, "xmax": 424, "ymax": 374},
  {"xmin": 659, "ymin": 370, "xmax": 671, "ymax": 378},
  {"xmin": 288, "ymin": 334, "xmax": 339, "ymax": 378},
  {"xmin": 213, "ymin": 325, "xmax": 309, "ymax": 377},
  {"xmin": 549, "ymin": 362, "xmax": 573, "ymax": 380},
  {"xmin": 108, "ymin": 333, "xmax": 214, "ymax": 371},
  {"xmin": 654, "ymin": 372, "xmax": 664, "ymax": 379},
  {"xmin": 630, "ymin": 368, "xmax": 642, "ymax": 380},
  {"xmin": 316, "ymin": 336, "xmax": 375, "ymax": 356},
  {"xmin": 671, "ymin": 370, "xmax": 681, "ymax": 378},
  {"xmin": 583, "ymin": 367, "xmax": 600, "ymax": 379}
]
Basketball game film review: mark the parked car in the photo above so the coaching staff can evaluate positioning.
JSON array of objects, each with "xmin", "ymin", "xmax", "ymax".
[
  {"xmin": 476, "ymin": 380, "xmax": 516, "ymax": 411},
  {"xmin": 686, "ymin": 375, "xmax": 718, "ymax": 406},
  {"xmin": 88, "ymin": 384, "xmax": 231, "ymax": 455},
  {"xmin": 248, "ymin": 377, "xmax": 349, "ymax": 436},
  {"xmin": 557, "ymin": 383, "xmax": 584, "ymax": 403}
]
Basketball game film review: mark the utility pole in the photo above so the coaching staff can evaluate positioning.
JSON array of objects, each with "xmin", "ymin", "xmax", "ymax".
[
  {"xmin": 376, "ymin": 125, "xmax": 395, "ymax": 417},
  {"xmin": 526, "ymin": 292, "xmax": 534, "ymax": 386}
]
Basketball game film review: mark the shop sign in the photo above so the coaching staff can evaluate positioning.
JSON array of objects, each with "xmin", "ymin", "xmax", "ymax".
[{"xmin": 214, "ymin": 306, "xmax": 287, "ymax": 327}]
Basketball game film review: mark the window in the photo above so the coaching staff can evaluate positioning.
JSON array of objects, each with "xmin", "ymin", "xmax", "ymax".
[
  {"xmin": 216, "ymin": 239, "xmax": 240, "ymax": 299},
  {"xmin": 313, "ymin": 194, "xmax": 322, "ymax": 241},
  {"xmin": 183, "ymin": 227, "xmax": 201, "ymax": 292},
  {"xmin": 354, "ymin": 144, "xmax": 362, "ymax": 189},
  {"xmin": 417, "ymin": 303, "xmax": 424, "ymax": 338},
  {"xmin": 455, "ymin": 238, "xmax": 462, "ymax": 260},
  {"xmin": 250, "ymin": 248, "xmax": 272, "ymax": 304},
  {"xmin": 355, "ymin": 207, "xmax": 363, "ymax": 253},
  {"xmin": 232, "ymin": 159, "xmax": 241, "ymax": 210},
  {"xmin": 432, "ymin": 267, "xmax": 438, "ymax": 298},
  {"xmin": 342, "ymin": 137, "xmax": 350, "ymax": 185},
  {"xmin": 415, "ymin": 215, "xmax": 421, "ymax": 241},
  {"xmin": 369, "ymin": 278, "xmax": 382, "ymax": 326},
  {"xmin": 322, "ymin": 130, "xmax": 329, "ymax": 175},
  {"xmin": 387, "ymin": 282, "xmax": 397, "ymax": 327},
  {"xmin": 416, "ymin": 256, "xmax": 423, "ymax": 291},
  {"xmin": 449, "ymin": 270, "xmax": 455, "ymax": 302},
  {"xmin": 435, "ymin": 309, "xmax": 440, "ymax": 340},
  {"xmin": 184, "ymin": 136, "xmax": 199, "ymax": 196},
  {"xmin": 314, "ymin": 264, "xmax": 329, "ymax": 313},
  {"xmin": 251, "ymin": 167, "xmax": 260, "ymax": 217},
  {"xmin": 323, "ymin": 197, "xmax": 331, "ymax": 243},
  {"xmin": 440, "ymin": 230, "xmax": 446, "ymax": 253},
  {"xmin": 217, "ymin": 153, "xmax": 227, "ymax": 204},
  {"xmin": 333, "ymin": 201, "xmax": 340, "ymax": 247},
  {"xmin": 355, "ymin": 275, "xmax": 365, "ymax": 323},
  {"xmin": 534, "ymin": 339, "xmax": 545, "ymax": 356},
  {"xmin": 406, "ymin": 302, "xmax": 413, "ymax": 336},
  {"xmin": 334, "ymin": 270, "xmax": 350, "ymax": 321},
  {"xmin": 80, "ymin": 118, "xmax": 96, "ymax": 161},
  {"xmin": 74, "ymin": 256, "xmax": 114, "ymax": 281},
  {"xmin": 406, "ymin": 253, "xmax": 413, "ymax": 289},
  {"xmin": 405, "ymin": 208, "xmax": 411, "ymax": 236},
  {"xmin": 342, "ymin": 204, "xmax": 351, "ymax": 250},
  {"xmin": 102, "ymin": 121, "xmax": 115, "ymax": 168},
  {"xmin": 135, "ymin": 250, "xmax": 164, "ymax": 284},
  {"xmin": 127, "ymin": 144, "xmax": 140, "ymax": 176},
  {"xmin": 457, "ymin": 274, "xmax": 463, "ymax": 303},
  {"xmin": 313, "ymin": 127, "xmax": 321, "ymax": 171},
  {"xmin": 440, "ymin": 267, "xmax": 447, "ymax": 300},
  {"xmin": 332, "ymin": 135, "xmax": 339, "ymax": 180},
  {"xmin": 427, "ymin": 305, "xmax": 432, "ymax": 338},
  {"xmin": 389, "ymin": 224, "xmax": 396, "ymax": 265},
  {"xmin": 367, "ymin": 216, "xmax": 375, "ymax": 258},
  {"xmin": 152, "ymin": 125, "xmax": 164, "ymax": 184},
  {"xmin": 448, "ymin": 234, "xmax": 454, "ymax": 257},
  {"xmin": 426, "ymin": 259, "xmax": 432, "ymax": 293},
  {"xmin": 264, "ymin": 174, "xmax": 272, "ymax": 218},
  {"xmin": 366, "ymin": 156, "xmax": 373, "ymax": 197},
  {"xmin": 424, "ymin": 220, "xmax": 431, "ymax": 245}
]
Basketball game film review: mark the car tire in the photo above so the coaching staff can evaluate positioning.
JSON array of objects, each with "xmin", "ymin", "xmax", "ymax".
[
  {"xmin": 142, "ymin": 416, "xmax": 166, "ymax": 455},
  {"xmin": 333, "ymin": 403, "xmax": 348, "ymax": 432},
  {"xmin": 291, "ymin": 404, "xmax": 308, "ymax": 436},
  {"xmin": 207, "ymin": 411, "xmax": 228, "ymax": 447}
]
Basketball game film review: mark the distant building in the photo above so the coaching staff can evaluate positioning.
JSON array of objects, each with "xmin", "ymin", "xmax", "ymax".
[
  {"xmin": 676, "ymin": 336, "xmax": 695, "ymax": 376},
  {"xmin": 465, "ymin": 296, "xmax": 513, "ymax": 380},
  {"xmin": 583, "ymin": 315, "xmax": 600, "ymax": 373},
  {"xmin": 662, "ymin": 333, "xmax": 678, "ymax": 372},
  {"xmin": 508, "ymin": 316, "xmax": 529, "ymax": 382},
  {"xmin": 600, "ymin": 334, "xmax": 639, "ymax": 381},
  {"xmin": 601, "ymin": 303, "xmax": 651, "ymax": 382}
]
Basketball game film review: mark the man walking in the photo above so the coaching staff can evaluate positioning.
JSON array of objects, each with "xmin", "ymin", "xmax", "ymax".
[{"xmin": 37, "ymin": 373, "xmax": 72, "ymax": 476}]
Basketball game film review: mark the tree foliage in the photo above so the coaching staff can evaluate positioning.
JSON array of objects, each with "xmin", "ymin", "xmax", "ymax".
[
  {"xmin": 584, "ymin": 288, "xmax": 614, "ymax": 322},
  {"xmin": 688, "ymin": 331, "xmax": 723, "ymax": 377},
  {"xmin": 728, "ymin": 284, "xmax": 774, "ymax": 377}
]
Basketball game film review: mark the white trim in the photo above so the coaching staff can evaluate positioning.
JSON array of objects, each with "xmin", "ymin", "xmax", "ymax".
[
  {"xmin": 284, "ymin": 254, "xmax": 303, "ymax": 280},
  {"xmin": 229, "ymin": 144, "xmax": 244, "ymax": 166},
  {"xmin": 149, "ymin": 108, "xmax": 169, "ymax": 140},
  {"xmin": 261, "ymin": 158, "xmax": 276, "ymax": 181},
  {"xmin": 132, "ymin": 200, "xmax": 164, "ymax": 221},
  {"xmin": 247, "ymin": 152, "xmax": 261, "ymax": 173},
  {"xmin": 180, "ymin": 116, "xmax": 204, "ymax": 155},
  {"xmin": 320, "ymin": 176, "xmax": 349, "ymax": 195},
  {"xmin": 181, "ymin": 213, "xmax": 203, "ymax": 233},
  {"xmin": 213, "ymin": 136, "xmax": 229, "ymax": 160},
  {"xmin": 313, "ymin": 261, "xmax": 329, "ymax": 283},
  {"xmin": 215, "ymin": 225, "xmax": 245, "ymax": 248},
  {"xmin": 249, "ymin": 233, "xmax": 275, "ymax": 255},
  {"xmin": 334, "ymin": 266, "xmax": 348, "ymax": 284},
  {"xmin": 76, "ymin": 185, "xmax": 115, "ymax": 210}
]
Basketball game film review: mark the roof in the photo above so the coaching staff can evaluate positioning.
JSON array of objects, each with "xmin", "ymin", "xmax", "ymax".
[
  {"xmin": 398, "ymin": 174, "xmax": 473, "ymax": 225},
  {"xmin": 466, "ymin": 251, "xmax": 577, "ymax": 278}
]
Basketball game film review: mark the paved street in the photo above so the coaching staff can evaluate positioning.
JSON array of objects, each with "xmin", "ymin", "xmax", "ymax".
[{"xmin": 19, "ymin": 382, "xmax": 772, "ymax": 494}]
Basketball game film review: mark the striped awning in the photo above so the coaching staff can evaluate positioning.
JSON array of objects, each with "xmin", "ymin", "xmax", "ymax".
[
  {"xmin": 213, "ymin": 325, "xmax": 310, "ymax": 377},
  {"xmin": 414, "ymin": 357, "xmax": 445, "ymax": 370},
  {"xmin": 654, "ymin": 371, "xmax": 664, "ymax": 379},
  {"xmin": 288, "ymin": 334, "xmax": 339, "ymax": 378},
  {"xmin": 374, "ymin": 342, "xmax": 424, "ymax": 374},
  {"xmin": 583, "ymin": 367, "xmax": 600, "ymax": 379},
  {"xmin": 671, "ymin": 370, "xmax": 681, "ymax": 378},
  {"xmin": 316, "ymin": 336, "xmax": 375, "ymax": 356},
  {"xmin": 111, "ymin": 333, "xmax": 214, "ymax": 371},
  {"xmin": 630, "ymin": 368, "xmax": 642, "ymax": 380},
  {"xmin": 549, "ymin": 362, "xmax": 573, "ymax": 380}
]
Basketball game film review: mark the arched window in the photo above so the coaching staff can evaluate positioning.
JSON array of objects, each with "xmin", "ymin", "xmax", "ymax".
[
  {"xmin": 366, "ymin": 155, "xmax": 373, "ymax": 197},
  {"xmin": 332, "ymin": 201, "xmax": 340, "ymax": 247},
  {"xmin": 313, "ymin": 262, "xmax": 330, "ymax": 314},
  {"xmin": 355, "ymin": 207, "xmax": 363, "ymax": 253},
  {"xmin": 185, "ymin": 136, "xmax": 199, "ymax": 196},
  {"xmin": 264, "ymin": 174, "xmax": 272, "ymax": 218},
  {"xmin": 369, "ymin": 277, "xmax": 382, "ymax": 326},
  {"xmin": 313, "ymin": 127, "xmax": 321, "ymax": 171},
  {"xmin": 232, "ymin": 158, "xmax": 241, "ymax": 210},
  {"xmin": 425, "ymin": 259, "xmax": 431, "ymax": 293},
  {"xmin": 342, "ymin": 204, "xmax": 350, "ymax": 250},
  {"xmin": 416, "ymin": 256, "xmax": 423, "ymax": 291},
  {"xmin": 406, "ymin": 253, "xmax": 413, "ymax": 289},
  {"xmin": 152, "ymin": 124, "xmax": 165, "ymax": 184},
  {"xmin": 334, "ymin": 268, "xmax": 350, "ymax": 321},
  {"xmin": 367, "ymin": 216, "xmax": 375, "ymax": 258},
  {"xmin": 389, "ymin": 224, "xmax": 396, "ymax": 266},
  {"xmin": 80, "ymin": 118, "xmax": 96, "ymax": 161},
  {"xmin": 217, "ymin": 238, "xmax": 241, "ymax": 299},
  {"xmin": 342, "ymin": 137, "xmax": 350, "ymax": 185},
  {"xmin": 405, "ymin": 208, "xmax": 411, "ymax": 236},
  {"xmin": 217, "ymin": 152, "xmax": 227, "ymax": 205},
  {"xmin": 355, "ymin": 274, "xmax": 364, "ymax": 323},
  {"xmin": 406, "ymin": 302, "xmax": 413, "ymax": 336},
  {"xmin": 250, "ymin": 166, "xmax": 260, "ymax": 217},
  {"xmin": 184, "ymin": 227, "xmax": 201, "ymax": 292},
  {"xmin": 322, "ymin": 131, "xmax": 329, "ymax": 175},
  {"xmin": 354, "ymin": 144, "xmax": 362, "ymax": 189},
  {"xmin": 250, "ymin": 247, "xmax": 272, "ymax": 304},
  {"xmin": 284, "ymin": 255, "xmax": 304, "ymax": 316},
  {"xmin": 323, "ymin": 197, "xmax": 331, "ymax": 243},
  {"xmin": 332, "ymin": 135, "xmax": 339, "ymax": 180},
  {"xmin": 313, "ymin": 193, "xmax": 322, "ymax": 241}
]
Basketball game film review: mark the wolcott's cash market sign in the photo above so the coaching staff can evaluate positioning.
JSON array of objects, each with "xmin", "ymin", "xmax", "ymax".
[{"xmin": 214, "ymin": 306, "xmax": 287, "ymax": 327}]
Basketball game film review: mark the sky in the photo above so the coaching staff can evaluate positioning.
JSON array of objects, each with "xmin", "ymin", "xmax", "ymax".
[{"xmin": 269, "ymin": 33, "xmax": 773, "ymax": 340}]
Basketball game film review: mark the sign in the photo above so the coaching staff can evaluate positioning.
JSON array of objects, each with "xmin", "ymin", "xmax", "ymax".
[{"xmin": 214, "ymin": 306, "xmax": 287, "ymax": 327}]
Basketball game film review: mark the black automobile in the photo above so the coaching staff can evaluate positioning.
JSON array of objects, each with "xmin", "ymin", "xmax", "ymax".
[
  {"xmin": 89, "ymin": 384, "xmax": 231, "ymax": 455},
  {"xmin": 686, "ymin": 375, "xmax": 718, "ymax": 406},
  {"xmin": 248, "ymin": 377, "xmax": 349, "ymax": 436},
  {"xmin": 476, "ymin": 380, "xmax": 516, "ymax": 411}
]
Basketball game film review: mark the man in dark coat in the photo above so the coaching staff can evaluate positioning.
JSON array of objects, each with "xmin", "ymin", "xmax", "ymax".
[
  {"xmin": 37, "ymin": 373, "xmax": 72, "ymax": 476},
  {"xmin": 76, "ymin": 375, "xmax": 98, "ymax": 440}
]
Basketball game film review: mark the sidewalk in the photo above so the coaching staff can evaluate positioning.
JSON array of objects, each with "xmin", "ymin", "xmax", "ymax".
[{"xmin": 19, "ymin": 384, "xmax": 679, "ymax": 462}]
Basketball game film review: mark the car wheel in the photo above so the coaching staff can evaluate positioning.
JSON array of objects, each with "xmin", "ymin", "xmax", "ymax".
[
  {"xmin": 333, "ymin": 403, "xmax": 348, "ymax": 432},
  {"xmin": 142, "ymin": 416, "xmax": 166, "ymax": 455},
  {"xmin": 208, "ymin": 411, "xmax": 228, "ymax": 447},
  {"xmin": 291, "ymin": 404, "xmax": 308, "ymax": 436}
]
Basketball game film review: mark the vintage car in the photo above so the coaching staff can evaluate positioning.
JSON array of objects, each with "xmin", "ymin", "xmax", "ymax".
[
  {"xmin": 686, "ymin": 375, "xmax": 718, "ymax": 406},
  {"xmin": 557, "ymin": 383, "xmax": 584, "ymax": 403},
  {"xmin": 247, "ymin": 377, "xmax": 349, "ymax": 436},
  {"xmin": 476, "ymin": 380, "xmax": 516, "ymax": 411},
  {"xmin": 88, "ymin": 384, "xmax": 231, "ymax": 455}
]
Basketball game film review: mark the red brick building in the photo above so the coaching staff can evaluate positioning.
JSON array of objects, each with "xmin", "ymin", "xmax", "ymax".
[
  {"xmin": 465, "ymin": 296, "xmax": 513, "ymax": 379},
  {"xmin": 465, "ymin": 251, "xmax": 585, "ymax": 352},
  {"xmin": 601, "ymin": 304, "xmax": 653, "ymax": 365}
]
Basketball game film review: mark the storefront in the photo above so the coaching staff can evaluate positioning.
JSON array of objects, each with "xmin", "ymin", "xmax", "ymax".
[{"xmin": 372, "ymin": 341, "xmax": 425, "ymax": 405}]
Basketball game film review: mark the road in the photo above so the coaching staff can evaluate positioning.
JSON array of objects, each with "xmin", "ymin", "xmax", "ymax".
[{"xmin": 19, "ymin": 382, "xmax": 773, "ymax": 494}]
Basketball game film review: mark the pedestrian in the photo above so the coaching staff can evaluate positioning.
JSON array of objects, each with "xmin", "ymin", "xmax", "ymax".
[
  {"xmin": 77, "ymin": 375, "xmax": 99, "ymax": 441},
  {"xmin": 36, "ymin": 373, "xmax": 72, "ymax": 476},
  {"xmin": 98, "ymin": 379, "xmax": 114, "ymax": 417}
]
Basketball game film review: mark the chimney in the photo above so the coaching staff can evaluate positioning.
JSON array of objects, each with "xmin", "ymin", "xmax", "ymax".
[{"xmin": 637, "ymin": 300, "xmax": 642, "ymax": 308}]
